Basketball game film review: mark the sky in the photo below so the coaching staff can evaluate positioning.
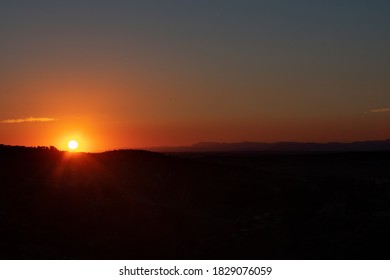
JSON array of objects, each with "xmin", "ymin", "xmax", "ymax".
[{"xmin": 1, "ymin": 0, "xmax": 389, "ymax": 151}]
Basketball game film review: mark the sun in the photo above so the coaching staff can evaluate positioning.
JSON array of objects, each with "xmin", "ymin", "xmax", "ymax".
[{"xmin": 68, "ymin": 140, "xmax": 79, "ymax": 151}]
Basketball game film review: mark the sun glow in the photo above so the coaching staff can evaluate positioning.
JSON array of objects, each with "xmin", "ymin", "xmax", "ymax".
[{"xmin": 68, "ymin": 140, "xmax": 79, "ymax": 151}]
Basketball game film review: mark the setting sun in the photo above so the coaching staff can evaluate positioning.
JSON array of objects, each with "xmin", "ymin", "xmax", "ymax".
[{"xmin": 68, "ymin": 140, "xmax": 79, "ymax": 151}]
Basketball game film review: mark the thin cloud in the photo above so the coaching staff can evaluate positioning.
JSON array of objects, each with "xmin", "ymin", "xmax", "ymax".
[
  {"xmin": 1, "ymin": 117, "xmax": 57, "ymax": 124},
  {"xmin": 369, "ymin": 108, "xmax": 390, "ymax": 113}
]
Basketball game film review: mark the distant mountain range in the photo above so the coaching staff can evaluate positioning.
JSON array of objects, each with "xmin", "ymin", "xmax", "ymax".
[{"xmin": 146, "ymin": 139, "xmax": 390, "ymax": 153}]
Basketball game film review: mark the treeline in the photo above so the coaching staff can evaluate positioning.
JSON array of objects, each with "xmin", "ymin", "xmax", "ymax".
[{"xmin": 0, "ymin": 144, "xmax": 59, "ymax": 152}]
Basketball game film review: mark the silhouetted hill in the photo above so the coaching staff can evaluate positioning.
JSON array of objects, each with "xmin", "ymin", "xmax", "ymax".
[
  {"xmin": 1, "ymin": 144, "xmax": 390, "ymax": 259},
  {"xmin": 146, "ymin": 139, "xmax": 390, "ymax": 152}
]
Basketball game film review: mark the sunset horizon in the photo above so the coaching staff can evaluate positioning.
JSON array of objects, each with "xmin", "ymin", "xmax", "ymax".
[
  {"xmin": 2, "ymin": 137, "xmax": 390, "ymax": 154},
  {"xmin": 1, "ymin": 111, "xmax": 390, "ymax": 152},
  {"xmin": 2, "ymin": 0, "xmax": 390, "ymax": 267}
]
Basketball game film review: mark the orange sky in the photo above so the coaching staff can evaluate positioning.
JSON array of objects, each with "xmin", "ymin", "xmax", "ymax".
[{"xmin": 1, "ymin": 112, "xmax": 389, "ymax": 152}]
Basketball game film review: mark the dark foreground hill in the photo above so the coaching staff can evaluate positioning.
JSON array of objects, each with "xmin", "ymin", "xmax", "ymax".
[{"xmin": 1, "ymin": 145, "xmax": 390, "ymax": 259}]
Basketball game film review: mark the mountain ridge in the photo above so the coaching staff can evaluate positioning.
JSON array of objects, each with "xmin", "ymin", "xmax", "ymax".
[{"xmin": 145, "ymin": 139, "xmax": 390, "ymax": 152}]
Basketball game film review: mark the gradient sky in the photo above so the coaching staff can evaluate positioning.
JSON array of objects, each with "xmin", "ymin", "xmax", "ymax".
[{"xmin": 1, "ymin": 0, "xmax": 389, "ymax": 151}]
